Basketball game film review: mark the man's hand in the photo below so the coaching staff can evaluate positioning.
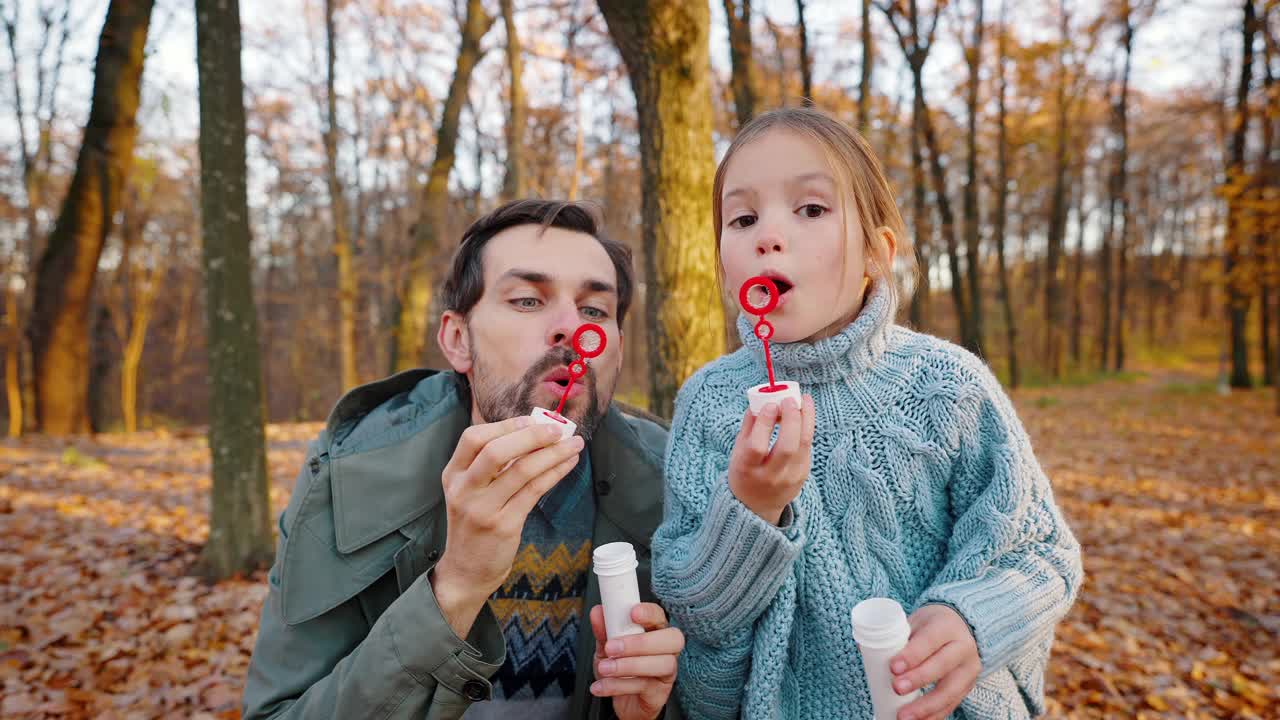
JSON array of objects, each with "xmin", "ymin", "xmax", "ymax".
[
  {"xmin": 589, "ymin": 603, "xmax": 684, "ymax": 720},
  {"xmin": 891, "ymin": 604, "xmax": 981, "ymax": 720},
  {"xmin": 727, "ymin": 396, "xmax": 815, "ymax": 525},
  {"xmin": 431, "ymin": 416, "xmax": 585, "ymax": 638}
]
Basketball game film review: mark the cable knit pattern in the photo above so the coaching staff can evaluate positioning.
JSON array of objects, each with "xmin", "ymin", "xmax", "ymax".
[{"xmin": 652, "ymin": 282, "xmax": 1083, "ymax": 720}]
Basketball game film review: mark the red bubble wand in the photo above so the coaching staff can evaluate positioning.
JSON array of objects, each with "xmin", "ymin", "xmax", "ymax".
[
  {"xmin": 531, "ymin": 323, "xmax": 607, "ymax": 436},
  {"xmin": 739, "ymin": 276, "xmax": 801, "ymax": 413}
]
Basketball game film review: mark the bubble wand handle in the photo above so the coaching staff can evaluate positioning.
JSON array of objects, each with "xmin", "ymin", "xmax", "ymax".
[
  {"xmin": 762, "ymin": 336, "xmax": 778, "ymax": 389},
  {"xmin": 554, "ymin": 374, "xmax": 576, "ymax": 415}
]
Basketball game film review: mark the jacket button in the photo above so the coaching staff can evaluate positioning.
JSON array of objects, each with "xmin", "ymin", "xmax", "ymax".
[
  {"xmin": 426, "ymin": 549, "xmax": 440, "ymax": 562},
  {"xmin": 462, "ymin": 679, "xmax": 488, "ymax": 702},
  {"xmin": 595, "ymin": 478, "xmax": 612, "ymax": 496}
]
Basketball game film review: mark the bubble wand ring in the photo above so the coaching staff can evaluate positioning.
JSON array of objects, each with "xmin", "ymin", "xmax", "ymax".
[{"xmin": 739, "ymin": 276, "xmax": 801, "ymax": 413}]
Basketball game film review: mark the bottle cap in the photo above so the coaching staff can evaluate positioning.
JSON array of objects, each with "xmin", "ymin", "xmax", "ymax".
[
  {"xmin": 593, "ymin": 542, "xmax": 638, "ymax": 576},
  {"xmin": 851, "ymin": 597, "xmax": 912, "ymax": 648}
]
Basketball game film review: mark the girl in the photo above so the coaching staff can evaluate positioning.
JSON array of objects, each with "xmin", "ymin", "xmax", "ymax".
[{"xmin": 649, "ymin": 108, "xmax": 1083, "ymax": 719}]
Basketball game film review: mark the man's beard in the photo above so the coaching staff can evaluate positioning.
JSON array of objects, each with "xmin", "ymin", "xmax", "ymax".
[{"xmin": 470, "ymin": 343, "xmax": 608, "ymax": 439}]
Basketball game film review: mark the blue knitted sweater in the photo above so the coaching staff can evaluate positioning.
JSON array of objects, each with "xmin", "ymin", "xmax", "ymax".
[{"xmin": 652, "ymin": 282, "xmax": 1083, "ymax": 720}]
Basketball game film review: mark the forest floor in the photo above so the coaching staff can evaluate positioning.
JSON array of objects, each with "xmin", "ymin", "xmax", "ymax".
[{"xmin": 1, "ymin": 359, "xmax": 1277, "ymax": 718}]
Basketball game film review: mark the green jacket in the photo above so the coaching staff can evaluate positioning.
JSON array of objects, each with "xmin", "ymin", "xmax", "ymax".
[{"xmin": 243, "ymin": 369, "xmax": 679, "ymax": 720}]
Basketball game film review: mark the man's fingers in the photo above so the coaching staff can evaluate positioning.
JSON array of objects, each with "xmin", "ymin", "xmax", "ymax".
[
  {"xmin": 595, "ymin": 654, "xmax": 677, "ymax": 680},
  {"xmin": 469, "ymin": 423, "xmax": 566, "ymax": 481},
  {"xmin": 590, "ymin": 605, "xmax": 609, "ymax": 678},
  {"xmin": 896, "ymin": 661, "xmax": 976, "ymax": 720},
  {"xmin": 892, "ymin": 640, "xmax": 967, "ymax": 696},
  {"xmin": 448, "ymin": 416, "xmax": 532, "ymax": 472},
  {"xmin": 488, "ymin": 434, "xmax": 583, "ymax": 503},
  {"xmin": 604, "ymin": 627, "xmax": 685, "ymax": 658},
  {"xmin": 500, "ymin": 452, "xmax": 580, "ymax": 516},
  {"xmin": 590, "ymin": 605, "xmax": 608, "ymax": 657}
]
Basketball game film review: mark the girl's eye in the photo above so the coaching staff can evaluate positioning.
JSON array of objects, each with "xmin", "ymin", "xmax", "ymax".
[
  {"xmin": 512, "ymin": 298, "xmax": 541, "ymax": 310},
  {"xmin": 581, "ymin": 306, "xmax": 607, "ymax": 320},
  {"xmin": 728, "ymin": 214, "xmax": 757, "ymax": 229},
  {"xmin": 799, "ymin": 204, "xmax": 827, "ymax": 219}
]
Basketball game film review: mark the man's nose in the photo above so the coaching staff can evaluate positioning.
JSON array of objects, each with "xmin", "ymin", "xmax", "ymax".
[{"xmin": 546, "ymin": 300, "xmax": 578, "ymax": 348}]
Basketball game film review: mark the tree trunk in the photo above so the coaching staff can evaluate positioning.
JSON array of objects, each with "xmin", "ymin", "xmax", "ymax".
[
  {"xmin": 916, "ymin": 77, "xmax": 970, "ymax": 350},
  {"xmin": 5, "ymin": 6, "xmax": 72, "ymax": 437},
  {"xmin": 908, "ymin": 90, "xmax": 931, "ymax": 329},
  {"xmin": 995, "ymin": 0, "xmax": 1017, "ymax": 387},
  {"xmin": 796, "ymin": 0, "xmax": 813, "ymax": 105},
  {"xmin": 26, "ymin": 0, "xmax": 154, "ymax": 435},
  {"xmin": 1045, "ymin": 0, "xmax": 1070, "ymax": 378},
  {"xmin": 599, "ymin": 0, "xmax": 725, "ymax": 419},
  {"xmin": 1115, "ymin": 184, "xmax": 1131, "ymax": 371},
  {"xmin": 1257, "ymin": 17, "xmax": 1275, "ymax": 386},
  {"xmin": 392, "ymin": 0, "xmax": 492, "ymax": 373},
  {"xmin": 1100, "ymin": 13, "xmax": 1134, "ymax": 371},
  {"xmin": 887, "ymin": 0, "xmax": 969, "ymax": 350},
  {"xmin": 1225, "ymin": 0, "xmax": 1255, "ymax": 388},
  {"xmin": 764, "ymin": 16, "xmax": 788, "ymax": 104},
  {"xmin": 1070, "ymin": 170, "xmax": 1089, "ymax": 365},
  {"xmin": 500, "ymin": 0, "xmax": 527, "ymax": 200},
  {"xmin": 1143, "ymin": 171, "xmax": 1159, "ymax": 347},
  {"xmin": 569, "ymin": 98, "xmax": 585, "ymax": 200},
  {"xmin": 724, "ymin": 0, "xmax": 757, "ymax": 128},
  {"xmin": 194, "ymin": 0, "xmax": 273, "ymax": 581},
  {"xmin": 962, "ymin": 0, "xmax": 986, "ymax": 358},
  {"xmin": 171, "ymin": 264, "xmax": 195, "ymax": 375},
  {"xmin": 113, "ymin": 192, "xmax": 158, "ymax": 435},
  {"xmin": 88, "ymin": 304, "xmax": 113, "ymax": 433},
  {"xmin": 1167, "ymin": 176, "xmax": 1188, "ymax": 342},
  {"xmin": 121, "ymin": 275, "xmax": 154, "ymax": 434},
  {"xmin": 324, "ymin": 0, "xmax": 359, "ymax": 391},
  {"xmin": 859, "ymin": 0, "xmax": 873, "ymax": 131},
  {"xmin": 4, "ymin": 287, "xmax": 21, "ymax": 437}
]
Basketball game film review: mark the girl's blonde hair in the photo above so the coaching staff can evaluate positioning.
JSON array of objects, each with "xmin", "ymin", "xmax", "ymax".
[{"xmin": 712, "ymin": 107, "xmax": 916, "ymax": 308}]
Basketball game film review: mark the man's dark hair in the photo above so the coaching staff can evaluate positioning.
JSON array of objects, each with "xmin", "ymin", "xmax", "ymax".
[{"xmin": 440, "ymin": 199, "xmax": 635, "ymax": 325}]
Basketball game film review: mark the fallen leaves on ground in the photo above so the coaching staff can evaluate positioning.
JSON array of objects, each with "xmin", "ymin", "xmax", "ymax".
[{"xmin": 1, "ymin": 371, "xmax": 1276, "ymax": 718}]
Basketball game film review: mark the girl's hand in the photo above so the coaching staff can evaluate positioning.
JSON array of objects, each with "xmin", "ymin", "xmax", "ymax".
[
  {"xmin": 589, "ymin": 603, "xmax": 685, "ymax": 720},
  {"xmin": 727, "ymin": 395, "xmax": 815, "ymax": 525},
  {"xmin": 890, "ymin": 605, "xmax": 981, "ymax": 720}
]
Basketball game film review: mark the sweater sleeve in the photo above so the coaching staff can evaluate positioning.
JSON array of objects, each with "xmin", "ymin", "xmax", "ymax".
[
  {"xmin": 650, "ymin": 368, "xmax": 806, "ymax": 719},
  {"xmin": 917, "ymin": 357, "xmax": 1084, "ymax": 676}
]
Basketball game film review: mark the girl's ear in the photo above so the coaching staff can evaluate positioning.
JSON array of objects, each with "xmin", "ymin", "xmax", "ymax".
[{"xmin": 871, "ymin": 226, "xmax": 898, "ymax": 278}]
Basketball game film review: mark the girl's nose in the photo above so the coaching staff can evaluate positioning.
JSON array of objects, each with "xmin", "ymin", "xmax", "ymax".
[{"xmin": 755, "ymin": 225, "xmax": 787, "ymax": 256}]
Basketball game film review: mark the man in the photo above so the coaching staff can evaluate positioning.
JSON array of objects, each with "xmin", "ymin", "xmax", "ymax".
[{"xmin": 243, "ymin": 200, "xmax": 683, "ymax": 720}]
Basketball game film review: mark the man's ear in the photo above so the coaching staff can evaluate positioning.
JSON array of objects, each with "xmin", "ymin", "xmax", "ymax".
[{"xmin": 437, "ymin": 310, "xmax": 473, "ymax": 374}]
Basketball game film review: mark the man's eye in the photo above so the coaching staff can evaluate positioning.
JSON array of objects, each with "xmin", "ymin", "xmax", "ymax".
[
  {"xmin": 799, "ymin": 204, "xmax": 827, "ymax": 218},
  {"xmin": 728, "ymin": 214, "xmax": 757, "ymax": 229},
  {"xmin": 581, "ymin": 306, "xmax": 608, "ymax": 320},
  {"xmin": 511, "ymin": 298, "xmax": 541, "ymax": 310}
]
